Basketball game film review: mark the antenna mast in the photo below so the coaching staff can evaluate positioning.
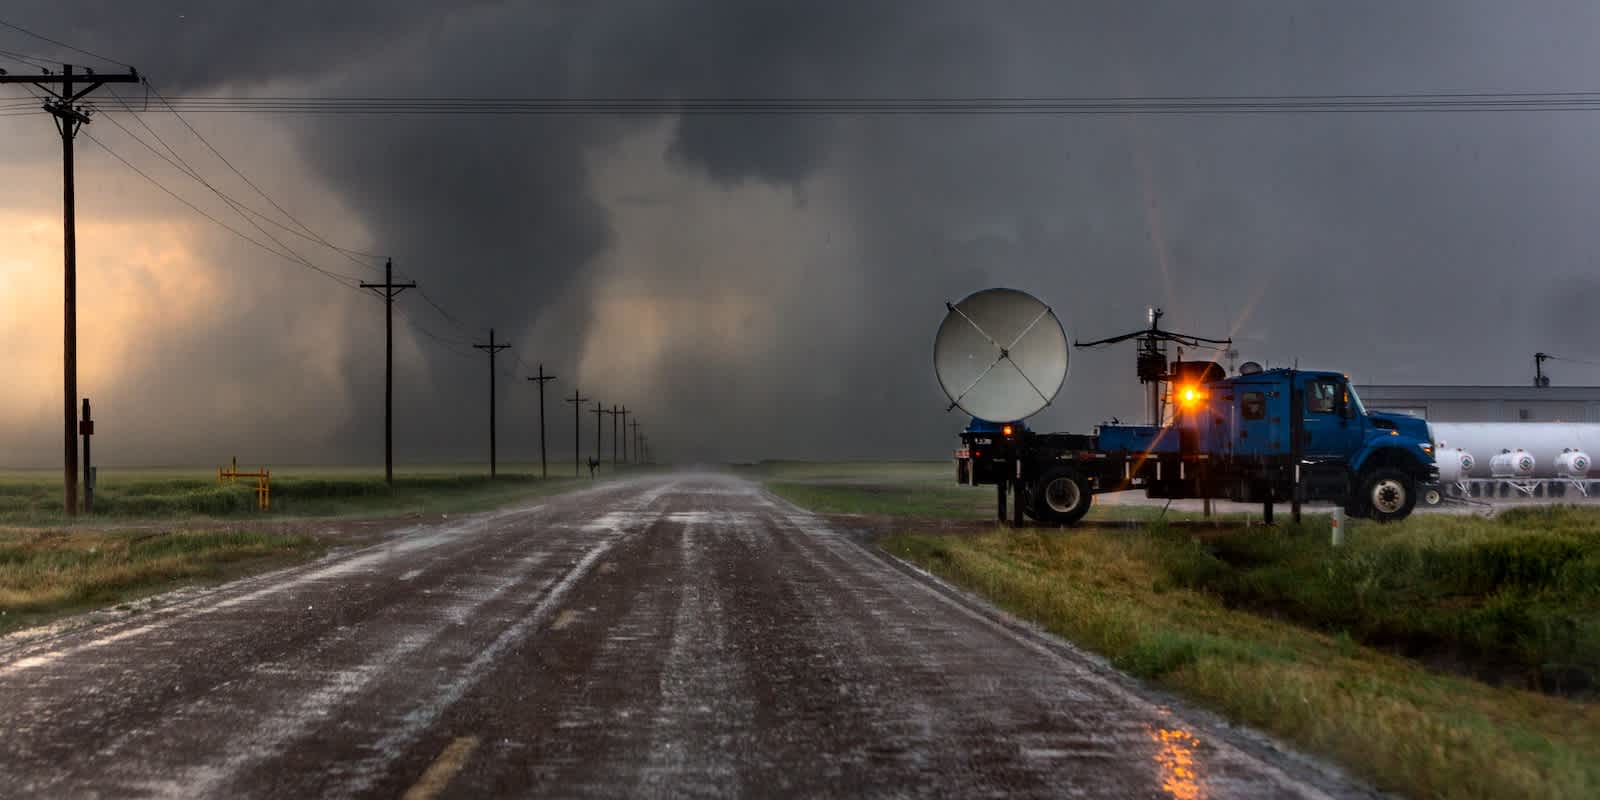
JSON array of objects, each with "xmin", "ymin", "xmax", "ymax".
[{"xmin": 1074, "ymin": 306, "xmax": 1232, "ymax": 426}]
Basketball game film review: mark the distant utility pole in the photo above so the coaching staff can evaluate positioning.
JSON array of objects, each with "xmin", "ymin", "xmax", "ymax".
[
  {"xmin": 2, "ymin": 63, "xmax": 140, "ymax": 515},
  {"xmin": 527, "ymin": 364, "xmax": 557, "ymax": 478},
  {"xmin": 360, "ymin": 258, "xmax": 415, "ymax": 485},
  {"xmin": 630, "ymin": 419, "xmax": 641, "ymax": 466},
  {"xmin": 473, "ymin": 329, "xmax": 511, "ymax": 477},
  {"xmin": 592, "ymin": 402, "xmax": 609, "ymax": 468},
  {"xmin": 609, "ymin": 404, "xmax": 621, "ymax": 465},
  {"xmin": 564, "ymin": 390, "xmax": 589, "ymax": 476},
  {"xmin": 618, "ymin": 405, "xmax": 629, "ymax": 463}
]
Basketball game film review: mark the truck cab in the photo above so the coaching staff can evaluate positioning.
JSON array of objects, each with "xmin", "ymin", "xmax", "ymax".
[{"xmin": 1193, "ymin": 368, "xmax": 1438, "ymax": 520}]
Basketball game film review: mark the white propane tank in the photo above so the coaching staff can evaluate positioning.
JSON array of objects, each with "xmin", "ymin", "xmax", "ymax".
[
  {"xmin": 1489, "ymin": 449, "xmax": 1536, "ymax": 478},
  {"xmin": 1555, "ymin": 449, "xmax": 1592, "ymax": 478},
  {"xmin": 1429, "ymin": 423, "xmax": 1600, "ymax": 478},
  {"xmin": 1436, "ymin": 448, "xmax": 1472, "ymax": 482}
]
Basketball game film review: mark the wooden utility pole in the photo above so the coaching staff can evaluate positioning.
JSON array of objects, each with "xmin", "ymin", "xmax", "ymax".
[
  {"xmin": 630, "ymin": 419, "xmax": 641, "ymax": 466},
  {"xmin": 564, "ymin": 390, "xmax": 589, "ymax": 477},
  {"xmin": 527, "ymin": 364, "xmax": 557, "ymax": 478},
  {"xmin": 473, "ymin": 329, "xmax": 511, "ymax": 477},
  {"xmin": 2, "ymin": 64, "xmax": 140, "ymax": 514},
  {"xmin": 360, "ymin": 259, "xmax": 415, "ymax": 484},
  {"xmin": 618, "ymin": 405, "xmax": 629, "ymax": 464},
  {"xmin": 593, "ymin": 403, "xmax": 610, "ymax": 468},
  {"xmin": 608, "ymin": 405, "xmax": 621, "ymax": 465}
]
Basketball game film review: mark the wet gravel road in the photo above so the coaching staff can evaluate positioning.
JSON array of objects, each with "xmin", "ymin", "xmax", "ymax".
[{"xmin": 0, "ymin": 473, "xmax": 1375, "ymax": 798}]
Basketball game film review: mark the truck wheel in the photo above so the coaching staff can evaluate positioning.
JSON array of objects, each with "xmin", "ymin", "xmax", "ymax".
[
  {"xmin": 1032, "ymin": 468, "xmax": 1092, "ymax": 526},
  {"xmin": 1360, "ymin": 468, "xmax": 1416, "ymax": 523}
]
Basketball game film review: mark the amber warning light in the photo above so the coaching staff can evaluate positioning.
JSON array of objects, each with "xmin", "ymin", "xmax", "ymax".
[{"xmin": 1002, "ymin": 424, "xmax": 1014, "ymax": 437}]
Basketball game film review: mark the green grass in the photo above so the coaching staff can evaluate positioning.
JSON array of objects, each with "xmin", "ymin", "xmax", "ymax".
[
  {"xmin": 0, "ymin": 464, "xmax": 617, "ymax": 525},
  {"xmin": 756, "ymin": 461, "xmax": 1600, "ymax": 800},
  {"xmin": 883, "ymin": 525, "xmax": 1600, "ymax": 800},
  {"xmin": 0, "ymin": 527, "xmax": 323, "ymax": 633},
  {"xmin": 1154, "ymin": 506, "xmax": 1600, "ymax": 694},
  {"xmin": 0, "ymin": 463, "xmax": 630, "ymax": 629}
]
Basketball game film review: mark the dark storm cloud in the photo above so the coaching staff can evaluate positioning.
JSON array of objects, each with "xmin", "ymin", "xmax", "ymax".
[{"xmin": 7, "ymin": 2, "xmax": 1600, "ymax": 465}]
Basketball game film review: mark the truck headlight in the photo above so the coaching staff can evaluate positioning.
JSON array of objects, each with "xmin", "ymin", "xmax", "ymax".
[{"xmin": 1418, "ymin": 443, "xmax": 1433, "ymax": 456}]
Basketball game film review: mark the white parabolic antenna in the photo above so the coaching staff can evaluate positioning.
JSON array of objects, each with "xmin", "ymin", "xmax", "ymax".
[{"xmin": 934, "ymin": 288, "xmax": 1069, "ymax": 422}]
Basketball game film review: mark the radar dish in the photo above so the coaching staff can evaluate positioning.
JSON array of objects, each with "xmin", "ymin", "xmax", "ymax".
[
  {"xmin": 934, "ymin": 288, "xmax": 1068, "ymax": 422},
  {"xmin": 1238, "ymin": 361, "xmax": 1264, "ymax": 375}
]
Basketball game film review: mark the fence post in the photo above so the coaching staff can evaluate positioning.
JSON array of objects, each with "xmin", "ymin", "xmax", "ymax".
[{"xmin": 1330, "ymin": 507, "xmax": 1346, "ymax": 547}]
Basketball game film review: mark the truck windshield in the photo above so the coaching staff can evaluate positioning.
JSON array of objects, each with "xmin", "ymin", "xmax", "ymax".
[{"xmin": 1346, "ymin": 382, "xmax": 1367, "ymax": 416}]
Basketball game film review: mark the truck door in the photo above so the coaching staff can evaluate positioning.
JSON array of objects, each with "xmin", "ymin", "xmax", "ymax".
[
  {"xmin": 1300, "ymin": 376, "xmax": 1361, "ymax": 459},
  {"xmin": 1232, "ymin": 384, "xmax": 1280, "ymax": 456}
]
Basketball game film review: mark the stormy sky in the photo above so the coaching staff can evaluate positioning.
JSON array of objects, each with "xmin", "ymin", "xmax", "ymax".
[{"xmin": 3, "ymin": 1, "xmax": 1600, "ymax": 467}]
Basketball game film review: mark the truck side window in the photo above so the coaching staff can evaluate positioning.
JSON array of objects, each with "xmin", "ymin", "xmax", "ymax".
[
  {"xmin": 1241, "ymin": 392, "xmax": 1265, "ymax": 420},
  {"xmin": 1306, "ymin": 380, "xmax": 1338, "ymax": 414}
]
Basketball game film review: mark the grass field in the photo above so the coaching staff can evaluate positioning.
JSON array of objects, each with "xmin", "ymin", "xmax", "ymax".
[
  {"xmin": 0, "ymin": 527, "xmax": 321, "ymax": 634},
  {"xmin": 753, "ymin": 460, "xmax": 1600, "ymax": 800},
  {"xmin": 0, "ymin": 462, "xmax": 630, "ymax": 632},
  {"xmin": 0, "ymin": 463, "xmax": 628, "ymax": 525}
]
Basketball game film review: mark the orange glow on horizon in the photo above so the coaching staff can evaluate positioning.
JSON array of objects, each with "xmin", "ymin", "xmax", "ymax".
[{"xmin": 0, "ymin": 211, "xmax": 223, "ymax": 421}]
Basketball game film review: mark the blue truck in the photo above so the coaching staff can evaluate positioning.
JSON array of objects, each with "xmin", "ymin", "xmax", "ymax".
[{"xmin": 956, "ymin": 363, "xmax": 1439, "ymax": 525}]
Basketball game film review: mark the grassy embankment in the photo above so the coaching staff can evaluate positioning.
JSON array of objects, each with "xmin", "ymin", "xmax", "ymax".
[
  {"xmin": 753, "ymin": 460, "xmax": 1600, "ymax": 800},
  {"xmin": 0, "ymin": 464, "xmax": 612, "ymax": 632}
]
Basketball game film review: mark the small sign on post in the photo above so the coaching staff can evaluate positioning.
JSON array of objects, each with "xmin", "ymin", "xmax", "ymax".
[{"xmin": 1330, "ymin": 507, "xmax": 1346, "ymax": 547}]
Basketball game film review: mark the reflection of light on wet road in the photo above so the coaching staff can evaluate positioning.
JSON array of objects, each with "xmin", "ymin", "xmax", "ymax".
[{"xmin": 1150, "ymin": 726, "xmax": 1204, "ymax": 800}]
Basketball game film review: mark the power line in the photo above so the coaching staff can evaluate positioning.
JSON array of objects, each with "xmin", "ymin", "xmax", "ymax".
[
  {"xmin": 90, "ymin": 105, "xmax": 490, "ymax": 357},
  {"xmin": 82, "ymin": 130, "xmax": 364, "ymax": 288},
  {"xmin": 84, "ymin": 102, "xmax": 366, "ymax": 287},
  {"xmin": 98, "ymin": 93, "xmax": 492, "ymax": 347},
  {"xmin": 392, "ymin": 304, "xmax": 475, "ymax": 358},
  {"xmin": 0, "ymin": 16, "xmax": 133, "ymax": 69},
  {"xmin": 0, "ymin": 46, "xmax": 52, "ymax": 70},
  {"xmin": 134, "ymin": 80, "xmax": 385, "ymax": 274},
  {"xmin": 97, "ymin": 91, "xmax": 1600, "ymax": 116},
  {"xmin": 95, "ymin": 106, "xmax": 384, "ymax": 265}
]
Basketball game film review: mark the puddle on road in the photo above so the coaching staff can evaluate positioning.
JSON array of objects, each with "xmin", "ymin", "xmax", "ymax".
[{"xmin": 1149, "ymin": 725, "xmax": 1204, "ymax": 800}]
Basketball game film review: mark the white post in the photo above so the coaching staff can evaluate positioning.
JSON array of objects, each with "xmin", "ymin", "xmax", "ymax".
[{"xmin": 1330, "ymin": 507, "xmax": 1346, "ymax": 547}]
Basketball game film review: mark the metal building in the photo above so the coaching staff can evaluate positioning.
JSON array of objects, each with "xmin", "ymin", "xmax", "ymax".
[{"xmin": 1354, "ymin": 384, "xmax": 1600, "ymax": 423}]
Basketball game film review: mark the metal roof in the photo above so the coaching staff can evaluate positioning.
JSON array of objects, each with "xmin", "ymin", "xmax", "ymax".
[{"xmin": 1355, "ymin": 385, "xmax": 1600, "ymax": 401}]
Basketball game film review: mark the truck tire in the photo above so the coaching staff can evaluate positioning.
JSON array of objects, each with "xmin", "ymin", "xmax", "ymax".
[
  {"xmin": 1032, "ymin": 467, "xmax": 1093, "ymax": 526},
  {"xmin": 1359, "ymin": 467, "xmax": 1416, "ymax": 523}
]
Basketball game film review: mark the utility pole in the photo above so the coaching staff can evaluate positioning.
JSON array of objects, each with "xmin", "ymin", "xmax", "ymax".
[
  {"xmin": 527, "ymin": 364, "xmax": 557, "ymax": 478},
  {"xmin": 630, "ymin": 419, "xmax": 641, "ymax": 466},
  {"xmin": 564, "ymin": 390, "xmax": 589, "ymax": 476},
  {"xmin": 473, "ymin": 329, "xmax": 511, "ymax": 477},
  {"xmin": 592, "ymin": 403, "xmax": 609, "ymax": 469},
  {"xmin": 3, "ymin": 64, "xmax": 140, "ymax": 514},
  {"xmin": 610, "ymin": 405, "xmax": 620, "ymax": 465},
  {"xmin": 360, "ymin": 259, "xmax": 415, "ymax": 485},
  {"xmin": 1534, "ymin": 352, "xmax": 1551, "ymax": 387},
  {"xmin": 618, "ymin": 405, "xmax": 629, "ymax": 463}
]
